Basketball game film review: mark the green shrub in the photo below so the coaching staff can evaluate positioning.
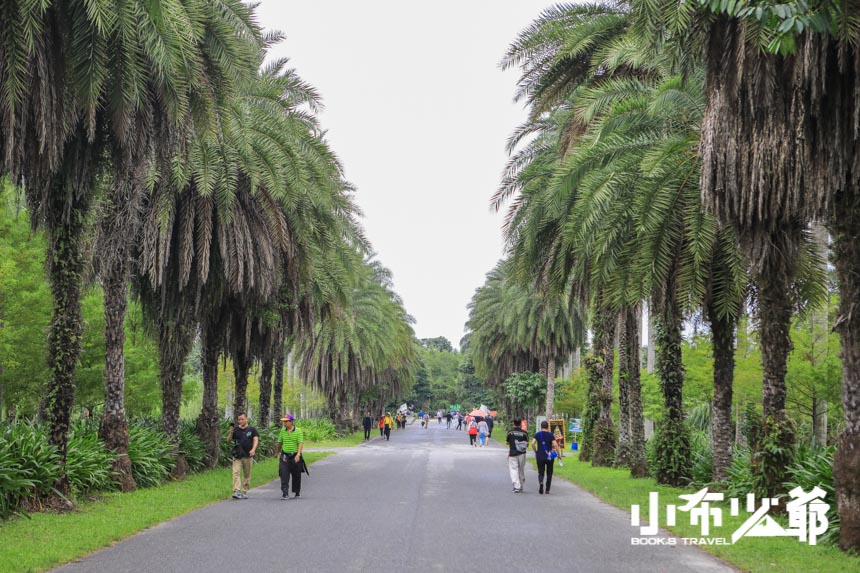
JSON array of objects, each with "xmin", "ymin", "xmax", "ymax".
[
  {"xmin": 65, "ymin": 432, "xmax": 115, "ymax": 494},
  {"xmin": 127, "ymin": 425, "xmax": 174, "ymax": 488},
  {"xmin": 178, "ymin": 421, "xmax": 206, "ymax": 473},
  {"xmin": 296, "ymin": 418, "xmax": 336, "ymax": 441},
  {"xmin": 689, "ymin": 430, "xmax": 714, "ymax": 487},
  {"xmin": 5, "ymin": 422, "xmax": 62, "ymax": 498},
  {"xmin": 725, "ymin": 447, "xmax": 757, "ymax": 499},
  {"xmin": 784, "ymin": 445, "xmax": 838, "ymax": 545},
  {"xmin": 0, "ymin": 427, "xmax": 39, "ymax": 519}
]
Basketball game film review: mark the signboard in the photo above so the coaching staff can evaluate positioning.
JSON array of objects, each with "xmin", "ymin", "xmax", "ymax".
[
  {"xmin": 549, "ymin": 418, "xmax": 566, "ymax": 450},
  {"xmin": 569, "ymin": 418, "xmax": 582, "ymax": 433},
  {"xmin": 520, "ymin": 419, "xmax": 528, "ymax": 432},
  {"xmin": 449, "ymin": 404, "xmax": 461, "ymax": 412}
]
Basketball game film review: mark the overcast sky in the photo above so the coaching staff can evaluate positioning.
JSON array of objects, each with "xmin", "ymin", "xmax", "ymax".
[{"xmin": 257, "ymin": 1, "xmax": 554, "ymax": 348}]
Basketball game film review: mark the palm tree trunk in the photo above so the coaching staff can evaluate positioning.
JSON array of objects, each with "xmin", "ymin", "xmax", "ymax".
[
  {"xmin": 753, "ymin": 267, "xmax": 795, "ymax": 497},
  {"xmin": 158, "ymin": 316, "xmax": 194, "ymax": 479},
  {"xmin": 45, "ymin": 187, "xmax": 88, "ymax": 497},
  {"xmin": 591, "ymin": 305, "xmax": 617, "ymax": 467},
  {"xmin": 233, "ymin": 351, "xmax": 250, "ymax": 418},
  {"xmin": 615, "ymin": 309, "xmax": 631, "ymax": 468},
  {"xmin": 273, "ymin": 342, "xmax": 286, "ymax": 419},
  {"xmin": 625, "ymin": 305, "xmax": 648, "ymax": 478},
  {"xmin": 196, "ymin": 325, "xmax": 220, "ymax": 468},
  {"xmin": 99, "ymin": 261, "xmax": 136, "ymax": 491},
  {"xmin": 708, "ymin": 302, "xmax": 736, "ymax": 483},
  {"xmin": 832, "ymin": 190, "xmax": 860, "ymax": 551},
  {"xmin": 652, "ymin": 280, "xmax": 691, "ymax": 486},
  {"xmin": 259, "ymin": 353, "xmax": 273, "ymax": 428},
  {"xmin": 544, "ymin": 356, "xmax": 556, "ymax": 420}
]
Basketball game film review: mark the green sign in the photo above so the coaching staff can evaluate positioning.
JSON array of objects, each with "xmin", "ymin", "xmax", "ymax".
[{"xmin": 449, "ymin": 404, "xmax": 461, "ymax": 412}]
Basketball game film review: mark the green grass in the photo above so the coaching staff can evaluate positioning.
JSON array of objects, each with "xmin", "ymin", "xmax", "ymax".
[
  {"xmin": 0, "ymin": 452, "xmax": 331, "ymax": 573},
  {"xmin": 544, "ymin": 451, "xmax": 860, "ymax": 573},
  {"xmin": 305, "ymin": 429, "xmax": 368, "ymax": 449}
]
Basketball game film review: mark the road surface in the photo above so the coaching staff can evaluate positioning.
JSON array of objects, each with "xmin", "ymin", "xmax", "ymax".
[{"xmin": 55, "ymin": 419, "xmax": 734, "ymax": 572}]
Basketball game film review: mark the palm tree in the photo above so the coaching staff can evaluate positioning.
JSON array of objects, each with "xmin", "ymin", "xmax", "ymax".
[
  {"xmin": 466, "ymin": 261, "xmax": 583, "ymax": 421},
  {"xmin": 292, "ymin": 254, "xmax": 418, "ymax": 432},
  {"xmin": 0, "ymin": 0, "xmax": 260, "ymax": 494},
  {"xmin": 631, "ymin": 0, "xmax": 845, "ymax": 503},
  {"xmin": 697, "ymin": 8, "xmax": 858, "ymax": 541},
  {"xmin": 137, "ymin": 54, "xmax": 362, "ymax": 471},
  {"xmin": 500, "ymin": 15, "xmax": 753, "ymax": 483}
]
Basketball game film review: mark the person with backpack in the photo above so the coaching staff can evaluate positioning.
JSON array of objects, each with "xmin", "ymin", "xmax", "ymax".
[
  {"xmin": 531, "ymin": 420, "xmax": 560, "ymax": 494},
  {"xmin": 506, "ymin": 419, "xmax": 530, "ymax": 493},
  {"xmin": 228, "ymin": 413, "xmax": 259, "ymax": 499},
  {"xmin": 467, "ymin": 417, "xmax": 479, "ymax": 446}
]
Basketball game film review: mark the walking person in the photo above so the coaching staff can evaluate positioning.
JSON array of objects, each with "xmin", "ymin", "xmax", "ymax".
[
  {"xmin": 531, "ymin": 421, "xmax": 560, "ymax": 495},
  {"xmin": 277, "ymin": 414, "xmax": 304, "ymax": 500},
  {"xmin": 477, "ymin": 417, "xmax": 489, "ymax": 447},
  {"xmin": 467, "ymin": 417, "xmax": 478, "ymax": 446},
  {"xmin": 437, "ymin": 410, "xmax": 442, "ymax": 425},
  {"xmin": 506, "ymin": 418, "xmax": 529, "ymax": 492},
  {"xmin": 455, "ymin": 413, "xmax": 463, "ymax": 431},
  {"xmin": 378, "ymin": 415, "xmax": 385, "ymax": 437},
  {"xmin": 485, "ymin": 414, "xmax": 494, "ymax": 439},
  {"xmin": 228, "ymin": 413, "xmax": 259, "ymax": 499},
  {"xmin": 384, "ymin": 412, "xmax": 394, "ymax": 440},
  {"xmin": 446, "ymin": 412, "xmax": 452, "ymax": 429},
  {"xmin": 362, "ymin": 411, "xmax": 373, "ymax": 441}
]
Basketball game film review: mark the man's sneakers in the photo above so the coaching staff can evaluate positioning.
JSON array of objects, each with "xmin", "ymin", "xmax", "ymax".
[
  {"xmin": 539, "ymin": 483, "xmax": 544, "ymax": 494},
  {"xmin": 232, "ymin": 490, "xmax": 240, "ymax": 499},
  {"xmin": 293, "ymin": 493, "xmax": 300, "ymax": 499},
  {"xmin": 513, "ymin": 487, "xmax": 522, "ymax": 493},
  {"xmin": 281, "ymin": 493, "xmax": 290, "ymax": 500}
]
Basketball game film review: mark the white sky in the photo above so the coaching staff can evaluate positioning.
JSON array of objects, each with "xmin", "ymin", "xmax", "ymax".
[{"xmin": 257, "ymin": 0, "xmax": 554, "ymax": 347}]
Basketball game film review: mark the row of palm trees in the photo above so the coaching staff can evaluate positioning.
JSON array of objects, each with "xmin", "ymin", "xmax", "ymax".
[
  {"xmin": 467, "ymin": 1, "xmax": 860, "ymax": 552},
  {"xmin": 0, "ymin": 2, "xmax": 417, "ymax": 496}
]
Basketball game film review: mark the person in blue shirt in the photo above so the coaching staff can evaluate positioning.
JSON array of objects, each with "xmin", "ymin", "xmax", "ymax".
[{"xmin": 531, "ymin": 421, "xmax": 560, "ymax": 495}]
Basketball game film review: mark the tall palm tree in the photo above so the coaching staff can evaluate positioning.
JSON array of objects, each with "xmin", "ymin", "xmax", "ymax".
[
  {"xmin": 137, "ymin": 54, "xmax": 361, "ymax": 471},
  {"xmin": 0, "ymin": 0, "xmax": 260, "ymax": 494},
  {"xmin": 631, "ymin": 1, "xmax": 845, "ymax": 507},
  {"xmin": 466, "ymin": 261, "xmax": 583, "ymax": 421},
  {"xmin": 696, "ymin": 7, "xmax": 858, "ymax": 540},
  {"xmin": 292, "ymin": 254, "xmax": 418, "ymax": 432}
]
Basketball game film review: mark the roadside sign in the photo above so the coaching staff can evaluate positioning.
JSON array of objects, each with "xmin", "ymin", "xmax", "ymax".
[{"xmin": 549, "ymin": 418, "xmax": 566, "ymax": 449}]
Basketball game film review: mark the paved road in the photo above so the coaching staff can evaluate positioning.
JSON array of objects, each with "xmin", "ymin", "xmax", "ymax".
[{"xmin": 56, "ymin": 421, "xmax": 734, "ymax": 572}]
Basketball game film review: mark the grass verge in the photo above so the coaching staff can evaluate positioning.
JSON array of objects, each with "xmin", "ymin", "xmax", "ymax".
[
  {"xmin": 543, "ymin": 451, "xmax": 860, "ymax": 573},
  {"xmin": 0, "ymin": 452, "xmax": 332, "ymax": 573},
  {"xmin": 305, "ymin": 430, "xmax": 368, "ymax": 449}
]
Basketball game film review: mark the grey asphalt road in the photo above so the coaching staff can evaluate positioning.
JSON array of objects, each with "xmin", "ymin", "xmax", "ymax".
[{"xmin": 55, "ymin": 420, "xmax": 734, "ymax": 573}]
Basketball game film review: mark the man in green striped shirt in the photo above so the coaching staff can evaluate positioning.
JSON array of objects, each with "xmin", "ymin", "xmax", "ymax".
[{"xmin": 277, "ymin": 414, "xmax": 304, "ymax": 500}]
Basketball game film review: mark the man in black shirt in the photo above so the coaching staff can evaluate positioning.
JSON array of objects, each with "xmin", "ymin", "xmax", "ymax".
[
  {"xmin": 228, "ymin": 413, "xmax": 259, "ymax": 499},
  {"xmin": 485, "ymin": 415, "xmax": 494, "ymax": 438},
  {"xmin": 506, "ymin": 419, "xmax": 529, "ymax": 493},
  {"xmin": 362, "ymin": 411, "xmax": 373, "ymax": 440}
]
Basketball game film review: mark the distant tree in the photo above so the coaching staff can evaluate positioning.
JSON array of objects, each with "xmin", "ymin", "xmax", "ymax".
[
  {"xmin": 420, "ymin": 337, "xmax": 454, "ymax": 353},
  {"xmin": 503, "ymin": 371, "xmax": 546, "ymax": 420}
]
